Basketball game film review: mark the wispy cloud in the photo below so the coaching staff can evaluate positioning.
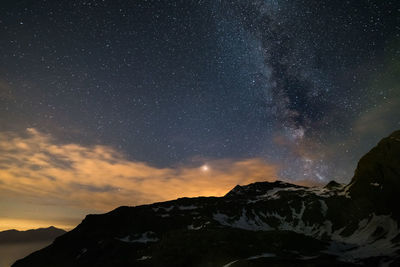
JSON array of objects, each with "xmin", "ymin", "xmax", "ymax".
[{"xmin": 0, "ymin": 128, "xmax": 278, "ymax": 228}]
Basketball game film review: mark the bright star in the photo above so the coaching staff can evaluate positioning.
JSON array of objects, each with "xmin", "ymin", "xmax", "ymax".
[{"xmin": 201, "ymin": 165, "xmax": 209, "ymax": 171}]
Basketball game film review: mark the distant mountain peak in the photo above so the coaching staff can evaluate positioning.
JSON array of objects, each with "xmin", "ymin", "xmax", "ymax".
[
  {"xmin": 225, "ymin": 180, "xmax": 305, "ymax": 198},
  {"xmin": 324, "ymin": 180, "xmax": 342, "ymax": 189},
  {"xmin": 0, "ymin": 226, "xmax": 66, "ymax": 244}
]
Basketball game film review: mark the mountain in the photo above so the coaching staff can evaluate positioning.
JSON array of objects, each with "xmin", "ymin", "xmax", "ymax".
[
  {"xmin": 13, "ymin": 131, "xmax": 400, "ymax": 267},
  {"xmin": 0, "ymin": 227, "xmax": 66, "ymax": 267},
  {"xmin": 0, "ymin": 227, "xmax": 66, "ymax": 243}
]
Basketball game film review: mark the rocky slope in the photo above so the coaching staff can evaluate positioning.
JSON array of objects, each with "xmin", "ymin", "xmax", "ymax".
[{"xmin": 13, "ymin": 131, "xmax": 400, "ymax": 266}]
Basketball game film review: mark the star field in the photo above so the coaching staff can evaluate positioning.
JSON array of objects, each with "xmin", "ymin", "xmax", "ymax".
[{"xmin": 1, "ymin": 0, "xmax": 399, "ymax": 185}]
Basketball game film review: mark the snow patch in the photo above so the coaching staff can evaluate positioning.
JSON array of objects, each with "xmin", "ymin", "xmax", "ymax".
[
  {"xmin": 188, "ymin": 224, "xmax": 203, "ymax": 230},
  {"xmin": 163, "ymin": 206, "xmax": 174, "ymax": 212},
  {"xmin": 118, "ymin": 231, "xmax": 159, "ymax": 243},
  {"xmin": 258, "ymin": 187, "xmax": 303, "ymax": 200},
  {"xmin": 262, "ymin": 210, "xmax": 333, "ymax": 237},
  {"xmin": 247, "ymin": 253, "xmax": 276, "ymax": 260},
  {"xmin": 137, "ymin": 256, "xmax": 152, "ymax": 261},
  {"xmin": 222, "ymin": 253, "xmax": 276, "ymax": 266},
  {"xmin": 326, "ymin": 214, "xmax": 400, "ymax": 262},
  {"xmin": 305, "ymin": 184, "xmax": 351, "ymax": 199},
  {"xmin": 178, "ymin": 205, "xmax": 197, "ymax": 210},
  {"xmin": 213, "ymin": 209, "xmax": 273, "ymax": 231},
  {"xmin": 298, "ymin": 255, "xmax": 319, "ymax": 260},
  {"xmin": 222, "ymin": 260, "xmax": 238, "ymax": 267},
  {"xmin": 76, "ymin": 248, "xmax": 87, "ymax": 259},
  {"xmin": 153, "ymin": 206, "xmax": 174, "ymax": 212}
]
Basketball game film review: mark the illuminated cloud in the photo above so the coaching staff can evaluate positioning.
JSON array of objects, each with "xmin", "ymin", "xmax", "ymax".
[{"xmin": 0, "ymin": 129, "xmax": 278, "ymax": 229}]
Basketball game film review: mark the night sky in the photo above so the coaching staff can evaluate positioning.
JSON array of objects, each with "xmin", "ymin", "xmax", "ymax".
[{"xmin": 0, "ymin": 0, "xmax": 399, "ymax": 230}]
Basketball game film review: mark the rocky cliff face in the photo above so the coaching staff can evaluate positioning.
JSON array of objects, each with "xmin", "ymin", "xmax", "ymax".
[
  {"xmin": 13, "ymin": 131, "xmax": 400, "ymax": 267},
  {"xmin": 347, "ymin": 130, "xmax": 400, "ymax": 218}
]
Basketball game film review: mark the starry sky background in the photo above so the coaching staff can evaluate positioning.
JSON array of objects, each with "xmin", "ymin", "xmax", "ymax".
[{"xmin": 0, "ymin": 0, "xmax": 399, "ymax": 230}]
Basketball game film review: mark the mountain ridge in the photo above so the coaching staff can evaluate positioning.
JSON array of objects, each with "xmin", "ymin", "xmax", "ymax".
[
  {"xmin": 0, "ymin": 227, "xmax": 66, "ymax": 243},
  {"xmin": 13, "ymin": 130, "xmax": 400, "ymax": 266}
]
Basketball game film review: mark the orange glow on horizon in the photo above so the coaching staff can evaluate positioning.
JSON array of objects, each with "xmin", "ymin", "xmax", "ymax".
[
  {"xmin": 0, "ymin": 128, "xmax": 279, "ymax": 230},
  {"xmin": 0, "ymin": 218, "xmax": 75, "ymax": 232}
]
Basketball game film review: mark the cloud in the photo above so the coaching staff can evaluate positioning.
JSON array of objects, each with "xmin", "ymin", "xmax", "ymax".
[{"xmin": 0, "ymin": 129, "xmax": 278, "ymax": 216}]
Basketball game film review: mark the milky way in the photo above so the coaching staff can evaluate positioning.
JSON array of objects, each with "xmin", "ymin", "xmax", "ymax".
[{"xmin": 0, "ymin": 0, "xmax": 399, "ymax": 184}]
